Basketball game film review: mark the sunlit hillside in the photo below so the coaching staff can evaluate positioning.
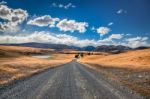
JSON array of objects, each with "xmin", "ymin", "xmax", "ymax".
[{"xmin": 79, "ymin": 48, "xmax": 150, "ymax": 69}]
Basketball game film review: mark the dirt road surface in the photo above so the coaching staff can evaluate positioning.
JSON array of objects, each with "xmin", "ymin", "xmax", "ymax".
[{"xmin": 0, "ymin": 61, "xmax": 142, "ymax": 99}]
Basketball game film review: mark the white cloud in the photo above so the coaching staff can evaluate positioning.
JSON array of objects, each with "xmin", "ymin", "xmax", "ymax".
[
  {"xmin": 27, "ymin": 16, "xmax": 88, "ymax": 33},
  {"xmin": 98, "ymin": 34, "xmax": 123, "ymax": 43},
  {"xmin": 125, "ymin": 37, "xmax": 149, "ymax": 48},
  {"xmin": 96, "ymin": 27, "xmax": 110, "ymax": 36},
  {"xmin": 1, "ymin": 31, "xmax": 149, "ymax": 48},
  {"xmin": 126, "ymin": 37, "xmax": 148, "ymax": 42},
  {"xmin": 0, "ymin": 31, "xmax": 97, "ymax": 47},
  {"xmin": 0, "ymin": 4, "xmax": 28, "ymax": 32},
  {"xmin": 117, "ymin": 9, "xmax": 127, "ymax": 14},
  {"xmin": 107, "ymin": 34, "xmax": 123, "ymax": 40},
  {"xmin": 51, "ymin": 3, "xmax": 76, "ymax": 9},
  {"xmin": 0, "ymin": 22, "xmax": 20, "ymax": 33},
  {"xmin": 108, "ymin": 22, "xmax": 114, "ymax": 26},
  {"xmin": 56, "ymin": 19, "xmax": 88, "ymax": 33},
  {"xmin": 27, "ymin": 15, "xmax": 59, "ymax": 27}
]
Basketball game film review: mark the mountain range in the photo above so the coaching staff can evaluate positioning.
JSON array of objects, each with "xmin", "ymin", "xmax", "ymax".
[{"xmin": 1, "ymin": 42, "xmax": 149, "ymax": 53}]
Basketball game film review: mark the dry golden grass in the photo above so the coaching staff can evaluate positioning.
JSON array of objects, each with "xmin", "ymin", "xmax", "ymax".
[
  {"xmin": 0, "ymin": 45, "xmax": 54, "ymax": 56},
  {"xmin": 0, "ymin": 45, "xmax": 54, "ymax": 51},
  {"xmin": 0, "ymin": 45, "xmax": 75, "ymax": 85},
  {"xmin": 79, "ymin": 49, "xmax": 150, "ymax": 98},
  {"xmin": 0, "ymin": 54, "xmax": 74, "ymax": 85},
  {"xmin": 79, "ymin": 48, "xmax": 150, "ymax": 70},
  {"xmin": 52, "ymin": 54, "xmax": 75, "ymax": 60}
]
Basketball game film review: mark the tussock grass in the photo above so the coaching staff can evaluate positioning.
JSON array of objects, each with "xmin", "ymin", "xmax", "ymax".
[
  {"xmin": 0, "ymin": 45, "xmax": 75, "ymax": 85},
  {"xmin": 79, "ymin": 49, "xmax": 150, "ymax": 98},
  {"xmin": 79, "ymin": 48, "xmax": 150, "ymax": 69}
]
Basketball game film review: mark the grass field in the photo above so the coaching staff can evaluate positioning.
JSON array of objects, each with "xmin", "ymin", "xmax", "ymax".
[
  {"xmin": 79, "ymin": 49, "xmax": 150, "ymax": 98},
  {"xmin": 79, "ymin": 48, "xmax": 150, "ymax": 69},
  {"xmin": 1, "ymin": 45, "xmax": 150, "ymax": 98},
  {"xmin": 0, "ymin": 45, "xmax": 75, "ymax": 85}
]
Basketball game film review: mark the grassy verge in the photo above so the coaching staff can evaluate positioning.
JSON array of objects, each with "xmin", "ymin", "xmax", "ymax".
[
  {"xmin": 79, "ymin": 49, "xmax": 150, "ymax": 98},
  {"xmin": 81, "ymin": 63, "xmax": 150, "ymax": 98},
  {"xmin": 0, "ymin": 45, "xmax": 75, "ymax": 86},
  {"xmin": 0, "ymin": 54, "xmax": 74, "ymax": 86}
]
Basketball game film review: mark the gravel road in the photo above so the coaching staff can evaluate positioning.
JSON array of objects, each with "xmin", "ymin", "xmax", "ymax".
[{"xmin": 0, "ymin": 61, "xmax": 142, "ymax": 99}]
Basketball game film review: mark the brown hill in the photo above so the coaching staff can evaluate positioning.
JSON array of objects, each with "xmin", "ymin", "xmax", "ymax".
[
  {"xmin": 0, "ymin": 45, "xmax": 54, "ymax": 57},
  {"xmin": 79, "ymin": 48, "xmax": 150, "ymax": 69}
]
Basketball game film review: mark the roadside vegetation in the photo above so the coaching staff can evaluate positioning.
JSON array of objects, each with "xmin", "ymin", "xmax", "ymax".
[
  {"xmin": 0, "ymin": 45, "xmax": 74, "ymax": 86},
  {"xmin": 0, "ymin": 45, "xmax": 150, "ymax": 98},
  {"xmin": 79, "ymin": 48, "xmax": 150, "ymax": 98}
]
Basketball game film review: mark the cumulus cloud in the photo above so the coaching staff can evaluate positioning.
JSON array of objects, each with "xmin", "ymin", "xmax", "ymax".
[
  {"xmin": 98, "ymin": 34, "xmax": 123, "ymax": 43},
  {"xmin": 0, "ymin": 22, "xmax": 20, "ymax": 33},
  {"xmin": 51, "ymin": 3, "xmax": 76, "ymax": 9},
  {"xmin": 1, "ymin": 30, "xmax": 149, "ymax": 48},
  {"xmin": 27, "ymin": 15, "xmax": 59, "ymax": 27},
  {"xmin": 0, "ymin": 31, "xmax": 98, "ymax": 47},
  {"xmin": 117, "ymin": 9, "xmax": 127, "ymax": 14},
  {"xmin": 96, "ymin": 27, "xmax": 110, "ymax": 36},
  {"xmin": 56, "ymin": 19, "xmax": 88, "ymax": 33},
  {"xmin": 109, "ymin": 34, "xmax": 123, "ymax": 39},
  {"xmin": 0, "ymin": 4, "xmax": 28, "ymax": 32},
  {"xmin": 125, "ymin": 37, "xmax": 149, "ymax": 48},
  {"xmin": 27, "ymin": 16, "xmax": 88, "ymax": 33}
]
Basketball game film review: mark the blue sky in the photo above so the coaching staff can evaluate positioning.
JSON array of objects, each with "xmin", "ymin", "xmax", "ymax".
[{"xmin": 0, "ymin": 0, "xmax": 150, "ymax": 48}]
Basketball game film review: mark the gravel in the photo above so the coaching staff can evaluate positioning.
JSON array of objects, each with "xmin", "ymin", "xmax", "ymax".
[{"xmin": 0, "ymin": 61, "xmax": 143, "ymax": 99}]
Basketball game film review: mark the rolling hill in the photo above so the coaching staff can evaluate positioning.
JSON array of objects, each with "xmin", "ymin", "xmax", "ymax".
[{"xmin": 0, "ymin": 42, "xmax": 135, "ymax": 52}]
